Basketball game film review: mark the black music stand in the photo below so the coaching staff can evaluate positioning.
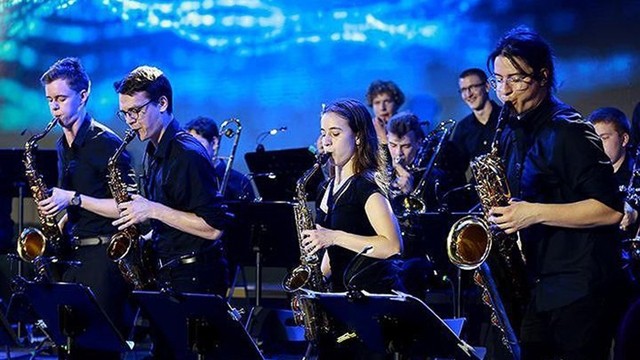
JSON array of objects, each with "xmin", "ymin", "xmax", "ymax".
[
  {"xmin": 0, "ymin": 309, "xmax": 19, "ymax": 358},
  {"xmin": 245, "ymin": 147, "xmax": 322, "ymax": 201},
  {"xmin": 133, "ymin": 290, "xmax": 264, "ymax": 360},
  {"xmin": 223, "ymin": 201, "xmax": 299, "ymax": 306},
  {"xmin": 22, "ymin": 281, "xmax": 131, "ymax": 355},
  {"xmin": 301, "ymin": 289, "xmax": 482, "ymax": 359}
]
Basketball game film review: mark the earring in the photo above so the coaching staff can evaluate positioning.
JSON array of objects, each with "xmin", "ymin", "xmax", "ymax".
[{"xmin": 356, "ymin": 138, "xmax": 361, "ymax": 145}]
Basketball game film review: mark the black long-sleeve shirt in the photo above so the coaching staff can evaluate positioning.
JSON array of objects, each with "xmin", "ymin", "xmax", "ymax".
[
  {"xmin": 500, "ymin": 96, "xmax": 624, "ymax": 311},
  {"xmin": 58, "ymin": 115, "xmax": 135, "ymax": 238},
  {"xmin": 143, "ymin": 119, "xmax": 228, "ymax": 259}
]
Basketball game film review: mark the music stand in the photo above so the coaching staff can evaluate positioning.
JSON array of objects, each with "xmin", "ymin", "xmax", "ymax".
[
  {"xmin": 133, "ymin": 290, "xmax": 264, "ymax": 360},
  {"xmin": 301, "ymin": 289, "xmax": 482, "ymax": 359},
  {"xmin": 245, "ymin": 147, "xmax": 322, "ymax": 201},
  {"xmin": 0, "ymin": 309, "xmax": 18, "ymax": 358},
  {"xmin": 223, "ymin": 200, "xmax": 299, "ymax": 306},
  {"xmin": 22, "ymin": 281, "xmax": 130, "ymax": 355}
]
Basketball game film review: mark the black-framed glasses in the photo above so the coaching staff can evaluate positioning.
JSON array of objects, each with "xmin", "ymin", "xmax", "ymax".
[
  {"xmin": 458, "ymin": 83, "xmax": 485, "ymax": 94},
  {"xmin": 488, "ymin": 74, "xmax": 533, "ymax": 91},
  {"xmin": 116, "ymin": 99, "xmax": 153, "ymax": 122}
]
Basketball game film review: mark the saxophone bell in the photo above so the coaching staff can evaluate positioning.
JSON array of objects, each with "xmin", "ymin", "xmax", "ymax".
[{"xmin": 17, "ymin": 227, "xmax": 47, "ymax": 262}]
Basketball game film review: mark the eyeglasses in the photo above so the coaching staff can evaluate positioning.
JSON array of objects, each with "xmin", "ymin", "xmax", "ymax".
[
  {"xmin": 458, "ymin": 83, "xmax": 485, "ymax": 94},
  {"xmin": 488, "ymin": 74, "xmax": 532, "ymax": 91},
  {"xmin": 116, "ymin": 99, "xmax": 153, "ymax": 122}
]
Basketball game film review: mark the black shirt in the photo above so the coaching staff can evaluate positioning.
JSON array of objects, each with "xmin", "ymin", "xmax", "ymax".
[
  {"xmin": 57, "ymin": 115, "xmax": 134, "ymax": 238},
  {"xmin": 500, "ymin": 95, "xmax": 624, "ymax": 311},
  {"xmin": 450, "ymin": 100, "xmax": 501, "ymax": 167},
  {"xmin": 317, "ymin": 175, "xmax": 385, "ymax": 292},
  {"xmin": 144, "ymin": 119, "xmax": 227, "ymax": 259}
]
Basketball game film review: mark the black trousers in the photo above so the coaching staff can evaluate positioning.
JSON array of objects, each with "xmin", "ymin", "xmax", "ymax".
[{"xmin": 520, "ymin": 291, "xmax": 615, "ymax": 360}]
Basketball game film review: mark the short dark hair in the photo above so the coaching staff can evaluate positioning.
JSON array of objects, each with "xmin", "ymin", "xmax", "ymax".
[
  {"xmin": 113, "ymin": 65, "xmax": 173, "ymax": 114},
  {"xmin": 487, "ymin": 26, "xmax": 556, "ymax": 92},
  {"xmin": 322, "ymin": 99, "xmax": 379, "ymax": 175},
  {"xmin": 40, "ymin": 57, "xmax": 91, "ymax": 93},
  {"xmin": 587, "ymin": 107, "xmax": 630, "ymax": 135},
  {"xmin": 459, "ymin": 68, "xmax": 488, "ymax": 83},
  {"xmin": 185, "ymin": 116, "xmax": 219, "ymax": 143},
  {"xmin": 387, "ymin": 111, "xmax": 425, "ymax": 140},
  {"xmin": 365, "ymin": 80, "xmax": 405, "ymax": 107}
]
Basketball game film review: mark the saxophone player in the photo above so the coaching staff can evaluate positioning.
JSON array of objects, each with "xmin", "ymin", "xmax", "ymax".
[
  {"xmin": 486, "ymin": 27, "xmax": 623, "ymax": 360},
  {"xmin": 185, "ymin": 116, "xmax": 255, "ymax": 201},
  {"xmin": 301, "ymin": 99, "xmax": 404, "ymax": 358},
  {"xmin": 113, "ymin": 66, "xmax": 231, "ymax": 359},
  {"xmin": 37, "ymin": 57, "xmax": 133, "ymax": 359}
]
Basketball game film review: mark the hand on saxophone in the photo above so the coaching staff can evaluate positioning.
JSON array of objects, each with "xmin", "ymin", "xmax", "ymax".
[
  {"xmin": 301, "ymin": 224, "xmax": 336, "ymax": 256},
  {"xmin": 488, "ymin": 198, "xmax": 539, "ymax": 234},
  {"xmin": 113, "ymin": 194, "xmax": 154, "ymax": 230},
  {"xmin": 38, "ymin": 187, "xmax": 75, "ymax": 216}
]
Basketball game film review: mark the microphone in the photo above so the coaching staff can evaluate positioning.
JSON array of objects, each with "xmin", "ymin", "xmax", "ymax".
[
  {"xmin": 268, "ymin": 126, "xmax": 287, "ymax": 135},
  {"xmin": 256, "ymin": 126, "xmax": 287, "ymax": 151},
  {"xmin": 342, "ymin": 245, "xmax": 374, "ymax": 290}
]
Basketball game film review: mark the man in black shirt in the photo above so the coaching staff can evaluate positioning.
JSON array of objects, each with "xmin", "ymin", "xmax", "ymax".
[
  {"xmin": 113, "ymin": 66, "xmax": 229, "ymax": 296},
  {"xmin": 185, "ymin": 116, "xmax": 255, "ymax": 201},
  {"xmin": 451, "ymin": 68, "xmax": 501, "ymax": 182},
  {"xmin": 38, "ymin": 57, "xmax": 133, "ymax": 359},
  {"xmin": 588, "ymin": 107, "xmax": 637, "ymax": 236},
  {"xmin": 487, "ymin": 27, "xmax": 624, "ymax": 360}
]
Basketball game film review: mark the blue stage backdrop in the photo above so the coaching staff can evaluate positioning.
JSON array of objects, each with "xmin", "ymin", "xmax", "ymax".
[{"xmin": 1, "ymin": 0, "xmax": 639, "ymax": 175}]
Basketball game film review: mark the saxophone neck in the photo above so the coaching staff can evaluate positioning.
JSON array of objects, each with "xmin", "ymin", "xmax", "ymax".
[
  {"xmin": 26, "ymin": 117, "xmax": 59, "ymax": 149},
  {"xmin": 109, "ymin": 129, "xmax": 137, "ymax": 166}
]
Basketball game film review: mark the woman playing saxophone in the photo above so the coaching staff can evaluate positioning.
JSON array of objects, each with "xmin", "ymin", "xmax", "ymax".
[{"xmin": 300, "ymin": 98, "xmax": 403, "ymax": 358}]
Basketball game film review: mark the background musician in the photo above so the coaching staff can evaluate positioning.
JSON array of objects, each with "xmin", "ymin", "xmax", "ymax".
[
  {"xmin": 487, "ymin": 26, "xmax": 623, "ymax": 360},
  {"xmin": 588, "ymin": 107, "xmax": 638, "ymax": 237},
  {"xmin": 386, "ymin": 112, "xmax": 446, "ymax": 261},
  {"xmin": 302, "ymin": 98, "xmax": 403, "ymax": 358},
  {"xmin": 38, "ymin": 57, "xmax": 132, "ymax": 359},
  {"xmin": 185, "ymin": 116, "xmax": 255, "ymax": 201},
  {"xmin": 365, "ymin": 80, "xmax": 405, "ymax": 146},
  {"xmin": 451, "ymin": 68, "xmax": 501, "ymax": 176}
]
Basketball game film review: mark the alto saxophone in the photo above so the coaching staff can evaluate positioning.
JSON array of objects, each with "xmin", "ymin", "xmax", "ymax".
[
  {"xmin": 17, "ymin": 117, "xmax": 67, "ymax": 279},
  {"xmin": 446, "ymin": 102, "xmax": 528, "ymax": 359},
  {"xmin": 106, "ymin": 129, "xmax": 156, "ymax": 289},
  {"xmin": 282, "ymin": 153, "xmax": 331, "ymax": 342}
]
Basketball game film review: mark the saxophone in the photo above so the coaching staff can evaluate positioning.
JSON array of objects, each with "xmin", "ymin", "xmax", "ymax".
[
  {"xmin": 105, "ymin": 129, "xmax": 156, "ymax": 289},
  {"xmin": 446, "ymin": 102, "xmax": 528, "ymax": 359},
  {"xmin": 282, "ymin": 153, "xmax": 331, "ymax": 342},
  {"xmin": 17, "ymin": 117, "xmax": 67, "ymax": 280}
]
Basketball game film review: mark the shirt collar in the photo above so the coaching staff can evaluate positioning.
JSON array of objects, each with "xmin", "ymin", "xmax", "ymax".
[
  {"xmin": 146, "ymin": 118, "xmax": 181, "ymax": 160},
  {"xmin": 65, "ymin": 113, "xmax": 92, "ymax": 149},
  {"xmin": 512, "ymin": 95, "xmax": 556, "ymax": 130}
]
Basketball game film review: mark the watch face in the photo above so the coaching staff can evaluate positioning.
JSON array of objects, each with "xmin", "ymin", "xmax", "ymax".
[{"xmin": 71, "ymin": 194, "xmax": 80, "ymax": 206}]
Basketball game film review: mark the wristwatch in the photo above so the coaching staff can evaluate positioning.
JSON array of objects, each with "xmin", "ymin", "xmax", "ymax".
[{"xmin": 70, "ymin": 192, "xmax": 82, "ymax": 207}]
